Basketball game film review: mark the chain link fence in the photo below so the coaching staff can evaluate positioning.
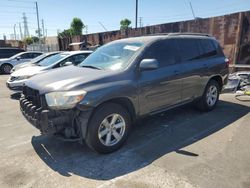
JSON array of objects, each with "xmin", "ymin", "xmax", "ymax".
[{"xmin": 27, "ymin": 44, "xmax": 59, "ymax": 52}]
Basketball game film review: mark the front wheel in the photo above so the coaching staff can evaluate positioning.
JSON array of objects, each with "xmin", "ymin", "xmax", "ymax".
[
  {"xmin": 196, "ymin": 80, "xmax": 220, "ymax": 111},
  {"xmin": 1, "ymin": 64, "xmax": 13, "ymax": 74},
  {"xmin": 86, "ymin": 103, "xmax": 131, "ymax": 154}
]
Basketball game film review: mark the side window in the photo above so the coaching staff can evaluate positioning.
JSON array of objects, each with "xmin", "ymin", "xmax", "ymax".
[
  {"xmin": 19, "ymin": 53, "xmax": 30, "ymax": 59},
  {"xmin": 71, "ymin": 54, "xmax": 87, "ymax": 65},
  {"xmin": 59, "ymin": 57, "xmax": 71, "ymax": 67},
  {"xmin": 31, "ymin": 53, "xmax": 41, "ymax": 58},
  {"xmin": 143, "ymin": 39, "xmax": 178, "ymax": 67},
  {"xmin": 177, "ymin": 39, "xmax": 202, "ymax": 61},
  {"xmin": 199, "ymin": 39, "xmax": 217, "ymax": 58}
]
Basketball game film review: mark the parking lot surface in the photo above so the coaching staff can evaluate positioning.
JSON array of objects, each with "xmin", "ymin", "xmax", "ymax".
[{"xmin": 0, "ymin": 74, "xmax": 249, "ymax": 188}]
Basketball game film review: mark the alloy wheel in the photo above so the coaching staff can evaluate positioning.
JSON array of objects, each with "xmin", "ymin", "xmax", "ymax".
[
  {"xmin": 206, "ymin": 85, "xmax": 218, "ymax": 107},
  {"xmin": 98, "ymin": 113, "xmax": 126, "ymax": 146}
]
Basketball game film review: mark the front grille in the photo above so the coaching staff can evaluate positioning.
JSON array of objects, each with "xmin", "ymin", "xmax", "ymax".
[{"xmin": 23, "ymin": 86, "xmax": 42, "ymax": 108}]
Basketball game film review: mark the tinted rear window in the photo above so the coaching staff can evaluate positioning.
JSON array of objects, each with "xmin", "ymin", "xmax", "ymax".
[{"xmin": 177, "ymin": 39, "xmax": 202, "ymax": 61}]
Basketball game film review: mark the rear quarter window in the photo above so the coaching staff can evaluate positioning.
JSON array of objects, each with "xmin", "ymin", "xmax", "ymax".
[{"xmin": 199, "ymin": 39, "xmax": 218, "ymax": 58}]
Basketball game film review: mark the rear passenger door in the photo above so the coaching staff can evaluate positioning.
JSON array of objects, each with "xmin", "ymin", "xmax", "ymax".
[
  {"xmin": 176, "ymin": 38, "xmax": 206, "ymax": 101},
  {"xmin": 13, "ymin": 53, "xmax": 39, "ymax": 65},
  {"xmin": 138, "ymin": 39, "xmax": 182, "ymax": 114}
]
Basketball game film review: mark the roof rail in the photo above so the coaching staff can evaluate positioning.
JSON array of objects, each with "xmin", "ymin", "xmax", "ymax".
[
  {"xmin": 145, "ymin": 33, "xmax": 169, "ymax": 36},
  {"xmin": 143, "ymin": 32, "xmax": 212, "ymax": 37},
  {"xmin": 168, "ymin": 32, "xmax": 212, "ymax": 37}
]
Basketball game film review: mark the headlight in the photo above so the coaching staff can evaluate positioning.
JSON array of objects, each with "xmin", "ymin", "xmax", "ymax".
[
  {"xmin": 17, "ymin": 75, "xmax": 32, "ymax": 80},
  {"xmin": 45, "ymin": 90, "xmax": 87, "ymax": 110}
]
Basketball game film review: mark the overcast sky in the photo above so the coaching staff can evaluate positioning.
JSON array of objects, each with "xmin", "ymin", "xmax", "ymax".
[{"xmin": 0, "ymin": 0, "xmax": 250, "ymax": 39}]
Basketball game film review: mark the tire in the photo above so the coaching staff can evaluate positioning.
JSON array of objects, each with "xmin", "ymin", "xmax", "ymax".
[
  {"xmin": 1, "ymin": 64, "xmax": 13, "ymax": 74},
  {"xmin": 196, "ymin": 80, "xmax": 220, "ymax": 111},
  {"xmin": 85, "ymin": 103, "xmax": 131, "ymax": 154}
]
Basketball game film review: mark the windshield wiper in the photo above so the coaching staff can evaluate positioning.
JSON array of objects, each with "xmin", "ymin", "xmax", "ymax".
[{"xmin": 81, "ymin": 65, "xmax": 101, "ymax": 70}]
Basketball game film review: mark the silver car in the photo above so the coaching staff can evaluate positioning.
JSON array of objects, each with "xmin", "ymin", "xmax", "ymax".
[
  {"xmin": 0, "ymin": 51, "xmax": 43, "ymax": 74},
  {"xmin": 6, "ymin": 51, "xmax": 92, "ymax": 91},
  {"xmin": 11, "ymin": 51, "xmax": 60, "ymax": 73}
]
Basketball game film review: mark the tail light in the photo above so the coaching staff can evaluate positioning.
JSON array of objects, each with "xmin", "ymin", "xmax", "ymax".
[{"xmin": 225, "ymin": 58, "xmax": 230, "ymax": 68}]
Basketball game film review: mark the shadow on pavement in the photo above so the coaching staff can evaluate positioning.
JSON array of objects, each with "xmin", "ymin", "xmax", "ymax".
[{"xmin": 31, "ymin": 100, "xmax": 249, "ymax": 180}]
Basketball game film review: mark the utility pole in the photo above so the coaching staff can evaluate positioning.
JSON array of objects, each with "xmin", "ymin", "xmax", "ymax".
[
  {"xmin": 13, "ymin": 24, "xmax": 17, "ymax": 40},
  {"xmin": 41, "ymin": 19, "xmax": 45, "ymax": 43},
  {"xmin": 35, "ymin": 1, "xmax": 41, "ymax": 41},
  {"xmin": 85, "ymin": 25, "xmax": 88, "ymax": 34},
  {"xmin": 41, "ymin": 19, "xmax": 45, "ymax": 37},
  {"xmin": 22, "ymin": 13, "xmax": 29, "ymax": 38},
  {"xmin": 19, "ymin": 23, "xmax": 23, "ymax": 40},
  {"xmin": 135, "ymin": 0, "xmax": 138, "ymax": 28},
  {"xmin": 139, "ymin": 17, "xmax": 143, "ymax": 28}
]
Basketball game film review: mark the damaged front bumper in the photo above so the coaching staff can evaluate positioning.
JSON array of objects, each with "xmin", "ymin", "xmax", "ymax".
[{"xmin": 19, "ymin": 94, "xmax": 93, "ymax": 140}]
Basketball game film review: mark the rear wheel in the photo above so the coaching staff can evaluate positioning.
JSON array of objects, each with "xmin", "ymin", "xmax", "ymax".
[
  {"xmin": 196, "ymin": 80, "xmax": 220, "ymax": 111},
  {"xmin": 86, "ymin": 103, "xmax": 131, "ymax": 153},
  {"xmin": 1, "ymin": 64, "xmax": 13, "ymax": 74}
]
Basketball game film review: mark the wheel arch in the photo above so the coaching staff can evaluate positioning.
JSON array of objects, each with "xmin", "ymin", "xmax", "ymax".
[
  {"xmin": 0, "ymin": 63, "xmax": 13, "ymax": 73},
  {"xmin": 208, "ymin": 75, "xmax": 223, "ymax": 92},
  {"xmin": 94, "ymin": 97, "xmax": 137, "ymax": 123}
]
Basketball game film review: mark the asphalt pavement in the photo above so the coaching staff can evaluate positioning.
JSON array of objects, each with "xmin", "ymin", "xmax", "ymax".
[{"xmin": 0, "ymin": 75, "xmax": 249, "ymax": 188}]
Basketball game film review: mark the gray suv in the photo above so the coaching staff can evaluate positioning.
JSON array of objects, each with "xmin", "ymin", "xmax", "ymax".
[{"xmin": 19, "ymin": 33, "xmax": 229, "ymax": 153}]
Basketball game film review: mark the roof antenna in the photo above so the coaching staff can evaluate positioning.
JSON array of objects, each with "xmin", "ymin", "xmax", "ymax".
[
  {"xmin": 98, "ymin": 22, "xmax": 108, "ymax": 32},
  {"xmin": 189, "ymin": 1, "xmax": 196, "ymax": 20}
]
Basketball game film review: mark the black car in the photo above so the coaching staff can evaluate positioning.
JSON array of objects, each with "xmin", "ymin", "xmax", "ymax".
[
  {"xmin": 19, "ymin": 33, "xmax": 229, "ymax": 153},
  {"xmin": 0, "ymin": 48, "xmax": 25, "ymax": 59}
]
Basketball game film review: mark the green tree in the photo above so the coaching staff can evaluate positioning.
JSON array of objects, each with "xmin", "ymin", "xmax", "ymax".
[
  {"xmin": 58, "ymin": 29, "xmax": 73, "ymax": 38},
  {"xmin": 23, "ymin": 37, "xmax": 33, "ymax": 45},
  {"xmin": 120, "ymin": 18, "xmax": 132, "ymax": 30},
  {"xmin": 70, "ymin": 17, "xmax": 85, "ymax": 36},
  {"xmin": 31, "ymin": 36, "xmax": 39, "ymax": 43}
]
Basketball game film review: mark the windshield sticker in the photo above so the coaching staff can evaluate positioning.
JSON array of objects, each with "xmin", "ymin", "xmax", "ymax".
[{"xmin": 123, "ymin": 45, "xmax": 140, "ymax": 51}]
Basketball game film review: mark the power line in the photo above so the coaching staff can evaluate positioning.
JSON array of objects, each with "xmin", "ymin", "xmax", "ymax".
[
  {"xmin": 0, "ymin": 5, "xmax": 35, "ymax": 9},
  {"xmin": 7, "ymin": 0, "xmax": 35, "ymax": 4},
  {"xmin": 0, "ymin": 11, "xmax": 36, "ymax": 14}
]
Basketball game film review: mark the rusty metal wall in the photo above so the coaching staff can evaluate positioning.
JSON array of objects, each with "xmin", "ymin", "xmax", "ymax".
[{"xmin": 59, "ymin": 11, "xmax": 250, "ymax": 65}]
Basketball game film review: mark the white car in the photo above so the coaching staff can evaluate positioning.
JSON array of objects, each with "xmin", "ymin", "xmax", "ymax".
[
  {"xmin": 6, "ymin": 51, "xmax": 92, "ymax": 91},
  {"xmin": 11, "ymin": 51, "xmax": 60, "ymax": 73},
  {"xmin": 0, "ymin": 51, "xmax": 43, "ymax": 74}
]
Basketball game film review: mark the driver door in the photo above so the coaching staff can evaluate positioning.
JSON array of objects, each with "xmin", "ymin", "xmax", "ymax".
[{"xmin": 138, "ymin": 39, "xmax": 182, "ymax": 115}]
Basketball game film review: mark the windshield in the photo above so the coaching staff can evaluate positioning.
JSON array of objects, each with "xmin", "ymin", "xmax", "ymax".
[
  {"xmin": 38, "ymin": 53, "xmax": 67, "ymax": 67},
  {"xmin": 30, "ymin": 53, "xmax": 50, "ymax": 64},
  {"xmin": 79, "ymin": 41, "xmax": 144, "ymax": 70}
]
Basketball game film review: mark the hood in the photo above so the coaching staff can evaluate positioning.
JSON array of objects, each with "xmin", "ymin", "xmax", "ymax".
[
  {"xmin": 0, "ymin": 58, "xmax": 10, "ymax": 64},
  {"xmin": 25, "ymin": 66, "xmax": 115, "ymax": 94},
  {"xmin": 14, "ymin": 62, "xmax": 35, "ymax": 70},
  {"xmin": 11, "ymin": 66, "xmax": 47, "ymax": 77},
  {"xmin": 0, "ymin": 58, "xmax": 9, "ymax": 61}
]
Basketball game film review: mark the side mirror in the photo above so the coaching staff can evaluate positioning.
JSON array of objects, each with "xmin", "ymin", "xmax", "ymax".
[
  {"xmin": 64, "ymin": 61, "xmax": 73, "ymax": 66},
  {"xmin": 16, "ymin": 57, "xmax": 21, "ymax": 61},
  {"xmin": 139, "ymin": 59, "xmax": 159, "ymax": 71}
]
